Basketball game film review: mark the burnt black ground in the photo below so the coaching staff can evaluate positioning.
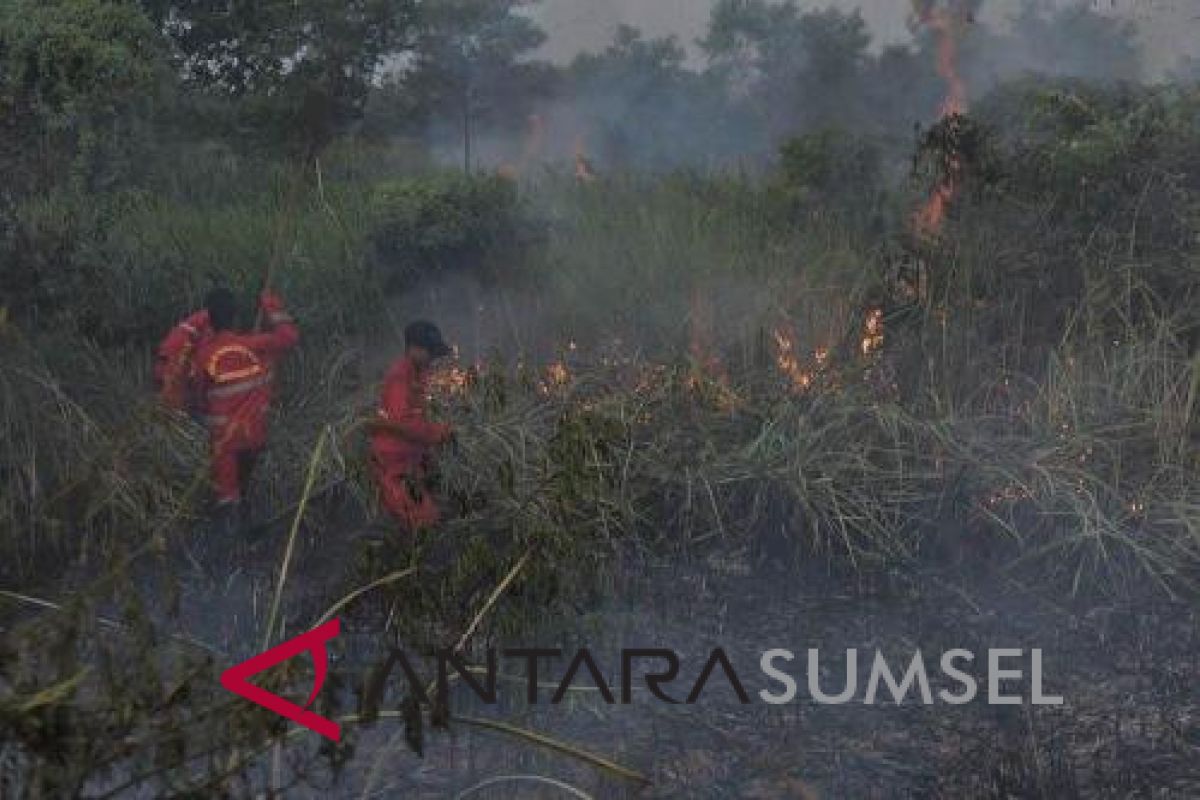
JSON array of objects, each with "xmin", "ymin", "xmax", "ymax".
[{"xmin": 151, "ymin": 510, "xmax": 1200, "ymax": 799}]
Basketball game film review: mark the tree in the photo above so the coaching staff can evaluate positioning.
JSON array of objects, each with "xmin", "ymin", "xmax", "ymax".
[
  {"xmin": 402, "ymin": 0, "xmax": 549, "ymax": 169},
  {"xmin": 565, "ymin": 25, "xmax": 747, "ymax": 170},
  {"xmin": 153, "ymin": 0, "xmax": 421, "ymax": 153},
  {"xmin": 701, "ymin": 1, "xmax": 871, "ymax": 143},
  {"xmin": 0, "ymin": 0, "xmax": 164, "ymax": 194}
]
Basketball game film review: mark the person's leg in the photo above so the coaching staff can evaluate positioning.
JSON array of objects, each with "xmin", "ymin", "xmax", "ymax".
[
  {"xmin": 211, "ymin": 440, "xmax": 242, "ymax": 509},
  {"xmin": 406, "ymin": 477, "xmax": 440, "ymax": 530},
  {"xmin": 209, "ymin": 440, "xmax": 244, "ymax": 554},
  {"xmin": 374, "ymin": 461, "xmax": 438, "ymax": 533},
  {"xmin": 236, "ymin": 448, "xmax": 261, "ymax": 517}
]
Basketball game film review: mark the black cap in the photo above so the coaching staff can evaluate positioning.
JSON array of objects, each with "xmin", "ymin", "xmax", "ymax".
[
  {"xmin": 405, "ymin": 320, "xmax": 453, "ymax": 358},
  {"xmin": 205, "ymin": 287, "xmax": 237, "ymax": 331}
]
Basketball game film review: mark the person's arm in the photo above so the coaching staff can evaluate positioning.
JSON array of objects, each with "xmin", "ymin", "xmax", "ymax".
[
  {"xmin": 157, "ymin": 310, "xmax": 210, "ymax": 363},
  {"xmin": 246, "ymin": 292, "xmax": 299, "ymax": 355},
  {"xmin": 372, "ymin": 373, "xmax": 451, "ymax": 446},
  {"xmin": 156, "ymin": 310, "xmax": 210, "ymax": 406}
]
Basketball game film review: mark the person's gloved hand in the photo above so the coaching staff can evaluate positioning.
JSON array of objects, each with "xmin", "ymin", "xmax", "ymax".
[
  {"xmin": 259, "ymin": 291, "xmax": 286, "ymax": 314},
  {"xmin": 185, "ymin": 310, "xmax": 212, "ymax": 332}
]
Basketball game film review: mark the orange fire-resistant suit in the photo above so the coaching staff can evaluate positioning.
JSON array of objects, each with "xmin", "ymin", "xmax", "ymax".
[
  {"xmin": 371, "ymin": 355, "xmax": 453, "ymax": 531},
  {"xmin": 193, "ymin": 294, "xmax": 299, "ymax": 506},
  {"xmin": 156, "ymin": 310, "xmax": 213, "ymax": 412}
]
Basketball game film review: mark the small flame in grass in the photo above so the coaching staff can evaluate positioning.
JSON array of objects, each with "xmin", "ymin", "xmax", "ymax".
[
  {"xmin": 428, "ymin": 347, "xmax": 475, "ymax": 399},
  {"xmin": 983, "ymin": 484, "xmax": 1033, "ymax": 509},
  {"xmin": 429, "ymin": 365, "xmax": 472, "ymax": 399},
  {"xmin": 862, "ymin": 308, "xmax": 885, "ymax": 357},
  {"xmin": 773, "ymin": 325, "xmax": 823, "ymax": 394},
  {"xmin": 574, "ymin": 134, "xmax": 597, "ymax": 183},
  {"xmin": 539, "ymin": 360, "xmax": 572, "ymax": 396}
]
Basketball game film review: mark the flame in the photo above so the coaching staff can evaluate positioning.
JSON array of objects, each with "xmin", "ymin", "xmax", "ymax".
[
  {"xmin": 922, "ymin": 6, "xmax": 968, "ymax": 117},
  {"xmin": 773, "ymin": 325, "xmax": 813, "ymax": 394},
  {"xmin": 773, "ymin": 324, "xmax": 835, "ymax": 395},
  {"xmin": 913, "ymin": 2, "xmax": 971, "ymax": 238},
  {"xmin": 983, "ymin": 484, "xmax": 1033, "ymax": 509},
  {"xmin": 539, "ymin": 360, "xmax": 572, "ymax": 395},
  {"xmin": 861, "ymin": 308, "xmax": 885, "ymax": 357},
  {"xmin": 574, "ymin": 134, "xmax": 597, "ymax": 183},
  {"xmin": 429, "ymin": 363, "xmax": 473, "ymax": 399}
]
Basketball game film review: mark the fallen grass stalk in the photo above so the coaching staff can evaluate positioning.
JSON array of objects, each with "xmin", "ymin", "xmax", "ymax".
[
  {"xmin": 313, "ymin": 567, "xmax": 418, "ymax": 628},
  {"xmin": 452, "ymin": 715, "xmax": 650, "ymax": 786},
  {"xmin": 454, "ymin": 773, "xmax": 594, "ymax": 799},
  {"xmin": 452, "ymin": 547, "xmax": 533, "ymax": 656},
  {"xmin": 261, "ymin": 425, "xmax": 330, "ymax": 650},
  {"xmin": 0, "ymin": 588, "xmax": 222, "ymax": 655}
]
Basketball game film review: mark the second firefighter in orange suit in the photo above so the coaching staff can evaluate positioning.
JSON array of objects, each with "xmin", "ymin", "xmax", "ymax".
[
  {"xmin": 370, "ymin": 321, "xmax": 455, "ymax": 532},
  {"xmin": 156, "ymin": 308, "xmax": 213, "ymax": 413},
  {"xmin": 193, "ymin": 288, "xmax": 300, "ymax": 508}
]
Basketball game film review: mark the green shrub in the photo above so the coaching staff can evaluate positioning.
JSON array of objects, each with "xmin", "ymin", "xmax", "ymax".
[
  {"xmin": 773, "ymin": 128, "xmax": 885, "ymax": 224},
  {"xmin": 368, "ymin": 172, "xmax": 525, "ymax": 290}
]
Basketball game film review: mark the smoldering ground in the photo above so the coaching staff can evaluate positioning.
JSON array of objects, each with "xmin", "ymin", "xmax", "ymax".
[{"xmin": 2, "ymin": 0, "xmax": 1198, "ymax": 797}]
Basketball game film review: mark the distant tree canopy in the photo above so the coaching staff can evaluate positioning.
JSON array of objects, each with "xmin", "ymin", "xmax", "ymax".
[
  {"xmin": 145, "ymin": 0, "xmax": 421, "ymax": 152},
  {"xmin": 702, "ymin": 1, "xmax": 871, "ymax": 141},
  {"xmin": 402, "ymin": 0, "xmax": 550, "ymax": 149},
  {"xmin": 0, "ymin": 0, "xmax": 1174, "ymax": 189},
  {"xmin": 0, "ymin": 0, "xmax": 164, "ymax": 193}
]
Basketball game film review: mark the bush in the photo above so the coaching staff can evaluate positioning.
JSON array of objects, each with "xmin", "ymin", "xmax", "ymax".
[
  {"xmin": 773, "ymin": 128, "xmax": 885, "ymax": 225},
  {"xmin": 368, "ymin": 172, "xmax": 525, "ymax": 291}
]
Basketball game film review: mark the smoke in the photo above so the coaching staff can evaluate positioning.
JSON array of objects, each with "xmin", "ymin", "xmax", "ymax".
[
  {"xmin": 422, "ymin": 1, "xmax": 1198, "ymax": 174},
  {"xmin": 530, "ymin": 0, "xmax": 1199, "ymax": 76},
  {"xmin": 529, "ymin": 1, "xmax": 915, "ymax": 64}
]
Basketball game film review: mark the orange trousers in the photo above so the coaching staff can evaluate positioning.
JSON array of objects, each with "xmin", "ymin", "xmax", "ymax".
[
  {"xmin": 212, "ymin": 443, "xmax": 260, "ymax": 506},
  {"xmin": 373, "ymin": 458, "xmax": 439, "ymax": 532}
]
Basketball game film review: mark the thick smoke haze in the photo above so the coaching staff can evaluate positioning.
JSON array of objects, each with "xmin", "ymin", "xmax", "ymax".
[
  {"xmin": 417, "ymin": 0, "xmax": 1200, "ymax": 175},
  {"xmin": 530, "ymin": 0, "xmax": 1199, "ymax": 76}
]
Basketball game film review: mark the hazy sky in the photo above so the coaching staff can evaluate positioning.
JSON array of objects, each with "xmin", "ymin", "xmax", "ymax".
[{"xmin": 529, "ymin": 0, "xmax": 1200, "ymax": 76}]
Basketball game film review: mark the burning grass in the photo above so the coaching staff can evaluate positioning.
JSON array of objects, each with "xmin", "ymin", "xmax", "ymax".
[{"xmin": 2, "ymin": 91, "xmax": 1199, "ymax": 791}]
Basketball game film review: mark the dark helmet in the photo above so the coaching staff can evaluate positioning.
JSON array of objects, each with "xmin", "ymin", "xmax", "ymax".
[
  {"xmin": 404, "ymin": 320, "xmax": 452, "ymax": 358},
  {"xmin": 205, "ymin": 288, "xmax": 237, "ymax": 331}
]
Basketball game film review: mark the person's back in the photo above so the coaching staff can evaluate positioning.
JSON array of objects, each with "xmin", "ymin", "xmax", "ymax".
[
  {"xmin": 371, "ymin": 355, "xmax": 446, "ymax": 467},
  {"xmin": 370, "ymin": 322, "xmax": 454, "ymax": 532},
  {"xmin": 192, "ymin": 289, "xmax": 299, "ymax": 508},
  {"xmin": 156, "ymin": 309, "xmax": 213, "ymax": 412}
]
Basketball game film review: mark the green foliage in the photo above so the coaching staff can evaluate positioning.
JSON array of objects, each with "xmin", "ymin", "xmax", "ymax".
[
  {"xmin": 386, "ymin": 0, "xmax": 550, "ymax": 151},
  {"xmin": 702, "ymin": 2, "xmax": 872, "ymax": 138},
  {"xmin": 368, "ymin": 172, "xmax": 524, "ymax": 289},
  {"xmin": 0, "ymin": 0, "xmax": 164, "ymax": 192},
  {"xmin": 774, "ymin": 128, "xmax": 883, "ymax": 217},
  {"xmin": 158, "ymin": 0, "xmax": 420, "ymax": 151}
]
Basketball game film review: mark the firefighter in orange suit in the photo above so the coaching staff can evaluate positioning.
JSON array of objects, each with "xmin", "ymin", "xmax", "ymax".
[
  {"xmin": 369, "ymin": 321, "xmax": 455, "ymax": 532},
  {"xmin": 156, "ymin": 308, "xmax": 213, "ymax": 413},
  {"xmin": 192, "ymin": 288, "xmax": 300, "ymax": 509}
]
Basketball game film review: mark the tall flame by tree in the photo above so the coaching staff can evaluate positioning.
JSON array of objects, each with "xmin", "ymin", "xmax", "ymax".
[
  {"xmin": 912, "ymin": 0, "xmax": 972, "ymax": 237},
  {"xmin": 574, "ymin": 134, "xmax": 597, "ymax": 183}
]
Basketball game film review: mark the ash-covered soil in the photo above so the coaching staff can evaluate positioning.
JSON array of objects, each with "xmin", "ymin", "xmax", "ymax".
[{"xmin": 204, "ymin": 537, "xmax": 1197, "ymax": 800}]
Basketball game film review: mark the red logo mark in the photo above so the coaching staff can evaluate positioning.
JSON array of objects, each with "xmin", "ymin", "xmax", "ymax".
[{"xmin": 220, "ymin": 618, "xmax": 342, "ymax": 741}]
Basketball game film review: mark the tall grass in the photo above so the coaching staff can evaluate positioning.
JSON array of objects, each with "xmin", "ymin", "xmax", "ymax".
[{"xmin": 0, "ymin": 106, "xmax": 1197, "ymax": 792}]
